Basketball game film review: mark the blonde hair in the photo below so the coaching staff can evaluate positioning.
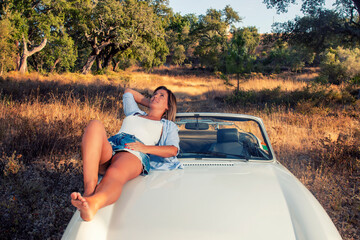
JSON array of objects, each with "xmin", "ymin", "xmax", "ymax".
[{"xmin": 154, "ymin": 86, "xmax": 177, "ymax": 122}]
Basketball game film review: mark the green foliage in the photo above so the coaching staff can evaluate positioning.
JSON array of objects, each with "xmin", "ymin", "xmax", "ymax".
[
  {"xmin": 225, "ymin": 83, "xmax": 358, "ymax": 111},
  {"xmin": 76, "ymin": 0, "xmax": 168, "ymax": 73},
  {"xmin": 191, "ymin": 6, "xmax": 242, "ymax": 70},
  {"xmin": 265, "ymin": 0, "xmax": 360, "ymax": 60},
  {"xmin": 139, "ymin": 36, "xmax": 169, "ymax": 70},
  {"xmin": 237, "ymin": 27, "xmax": 260, "ymax": 55},
  {"xmin": 273, "ymin": 10, "xmax": 350, "ymax": 54},
  {"xmin": 172, "ymin": 45, "xmax": 186, "ymax": 65},
  {"xmin": 31, "ymin": 33, "xmax": 77, "ymax": 73},
  {"xmin": 165, "ymin": 13, "xmax": 196, "ymax": 65},
  {"xmin": 261, "ymin": 41, "xmax": 314, "ymax": 73},
  {"xmin": 1, "ymin": 0, "xmax": 359, "ymax": 75},
  {"xmin": 113, "ymin": 49, "xmax": 137, "ymax": 71},
  {"xmin": 0, "ymin": 17, "xmax": 16, "ymax": 74},
  {"xmin": 264, "ymin": 0, "xmax": 326, "ymax": 14},
  {"xmin": 224, "ymin": 27, "xmax": 259, "ymax": 76},
  {"xmin": 318, "ymin": 47, "xmax": 360, "ymax": 85},
  {"xmin": 2, "ymin": 0, "xmax": 74, "ymax": 72}
]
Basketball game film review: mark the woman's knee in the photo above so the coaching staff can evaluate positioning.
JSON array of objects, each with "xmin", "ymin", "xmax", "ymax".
[
  {"xmin": 82, "ymin": 120, "xmax": 108, "ymax": 147},
  {"xmin": 83, "ymin": 120, "xmax": 106, "ymax": 137},
  {"xmin": 86, "ymin": 120, "xmax": 104, "ymax": 131}
]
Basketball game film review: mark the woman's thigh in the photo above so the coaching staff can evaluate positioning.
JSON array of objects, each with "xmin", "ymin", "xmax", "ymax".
[
  {"xmin": 83, "ymin": 120, "xmax": 113, "ymax": 165},
  {"xmin": 98, "ymin": 137, "xmax": 113, "ymax": 172},
  {"xmin": 105, "ymin": 151, "xmax": 143, "ymax": 181}
]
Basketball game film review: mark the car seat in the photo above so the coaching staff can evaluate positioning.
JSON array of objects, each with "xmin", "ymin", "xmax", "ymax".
[{"xmin": 209, "ymin": 128, "xmax": 244, "ymax": 155}]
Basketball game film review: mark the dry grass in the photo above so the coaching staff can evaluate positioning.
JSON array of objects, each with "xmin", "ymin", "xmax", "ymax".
[
  {"xmin": 232, "ymin": 76, "xmax": 308, "ymax": 91},
  {"xmin": 0, "ymin": 67, "xmax": 359, "ymax": 239}
]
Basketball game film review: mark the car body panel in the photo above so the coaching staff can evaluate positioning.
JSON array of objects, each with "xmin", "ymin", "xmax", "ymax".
[
  {"xmin": 62, "ymin": 113, "xmax": 342, "ymax": 240},
  {"xmin": 62, "ymin": 161, "xmax": 341, "ymax": 240}
]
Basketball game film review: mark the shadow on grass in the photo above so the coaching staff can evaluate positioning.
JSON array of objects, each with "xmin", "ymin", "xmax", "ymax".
[
  {"xmin": 0, "ymin": 75, "xmax": 125, "ymax": 110},
  {"xmin": 136, "ymin": 66, "xmax": 215, "ymax": 78}
]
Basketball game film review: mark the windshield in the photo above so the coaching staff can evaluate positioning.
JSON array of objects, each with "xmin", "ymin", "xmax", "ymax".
[{"xmin": 175, "ymin": 115, "xmax": 272, "ymax": 161}]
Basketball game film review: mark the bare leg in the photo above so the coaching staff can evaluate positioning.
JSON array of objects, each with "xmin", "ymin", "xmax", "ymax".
[
  {"xmin": 80, "ymin": 120, "xmax": 113, "ymax": 196},
  {"xmin": 71, "ymin": 151, "xmax": 142, "ymax": 221}
]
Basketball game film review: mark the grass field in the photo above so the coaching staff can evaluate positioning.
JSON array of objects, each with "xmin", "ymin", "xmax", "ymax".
[{"xmin": 0, "ymin": 67, "xmax": 359, "ymax": 239}]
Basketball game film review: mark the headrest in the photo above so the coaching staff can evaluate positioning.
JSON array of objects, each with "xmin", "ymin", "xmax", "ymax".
[{"xmin": 217, "ymin": 128, "xmax": 239, "ymax": 143}]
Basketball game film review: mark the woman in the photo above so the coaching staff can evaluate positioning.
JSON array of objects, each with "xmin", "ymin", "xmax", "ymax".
[{"xmin": 70, "ymin": 86, "xmax": 181, "ymax": 221}]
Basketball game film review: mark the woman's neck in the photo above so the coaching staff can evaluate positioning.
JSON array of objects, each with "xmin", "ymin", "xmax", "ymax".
[{"xmin": 143, "ymin": 109, "xmax": 163, "ymax": 121}]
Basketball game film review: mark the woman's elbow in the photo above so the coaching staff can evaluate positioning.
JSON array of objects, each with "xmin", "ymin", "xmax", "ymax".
[{"xmin": 169, "ymin": 146, "xmax": 179, "ymax": 157}]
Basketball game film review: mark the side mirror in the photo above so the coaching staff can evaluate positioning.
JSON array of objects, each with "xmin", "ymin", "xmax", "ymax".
[{"xmin": 185, "ymin": 122, "xmax": 209, "ymax": 130}]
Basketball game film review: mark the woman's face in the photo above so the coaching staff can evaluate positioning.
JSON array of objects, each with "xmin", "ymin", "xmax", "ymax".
[{"xmin": 150, "ymin": 89, "xmax": 168, "ymax": 112}]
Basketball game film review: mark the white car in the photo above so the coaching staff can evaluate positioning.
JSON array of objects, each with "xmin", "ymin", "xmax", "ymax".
[{"xmin": 62, "ymin": 112, "xmax": 342, "ymax": 240}]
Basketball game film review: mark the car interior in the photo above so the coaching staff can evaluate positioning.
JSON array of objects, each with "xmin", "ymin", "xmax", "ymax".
[{"xmin": 178, "ymin": 126, "xmax": 269, "ymax": 160}]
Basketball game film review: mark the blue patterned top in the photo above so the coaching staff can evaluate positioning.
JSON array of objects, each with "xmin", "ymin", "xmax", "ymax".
[{"xmin": 122, "ymin": 92, "xmax": 183, "ymax": 171}]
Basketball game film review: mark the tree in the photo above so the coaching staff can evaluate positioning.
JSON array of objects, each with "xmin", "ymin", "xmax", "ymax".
[
  {"xmin": 32, "ymin": 33, "xmax": 77, "ymax": 73},
  {"xmin": 224, "ymin": 27, "xmax": 258, "ymax": 91},
  {"xmin": 76, "ymin": 0, "xmax": 168, "ymax": 74},
  {"xmin": 165, "ymin": 13, "xmax": 195, "ymax": 65},
  {"xmin": 264, "ymin": 0, "xmax": 360, "ymax": 74},
  {"xmin": 172, "ymin": 45, "xmax": 186, "ymax": 65},
  {"xmin": 2, "ymin": 0, "xmax": 73, "ymax": 73},
  {"xmin": 318, "ymin": 46, "xmax": 360, "ymax": 84},
  {"xmin": 262, "ymin": 41, "xmax": 315, "ymax": 72},
  {"xmin": 264, "ymin": 0, "xmax": 360, "ymax": 37},
  {"xmin": 272, "ymin": 9, "xmax": 354, "ymax": 54},
  {"xmin": 237, "ymin": 27, "xmax": 260, "ymax": 55},
  {"xmin": 191, "ymin": 6, "xmax": 242, "ymax": 70}
]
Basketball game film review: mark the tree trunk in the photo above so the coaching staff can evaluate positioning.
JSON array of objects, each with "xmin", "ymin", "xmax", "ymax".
[
  {"xmin": 81, "ymin": 54, "xmax": 98, "ymax": 74},
  {"xmin": 81, "ymin": 39, "xmax": 112, "ymax": 74},
  {"xmin": 50, "ymin": 59, "xmax": 60, "ymax": 73},
  {"xmin": 19, "ymin": 55, "xmax": 28, "ymax": 73},
  {"xmin": 103, "ymin": 41, "xmax": 133, "ymax": 69},
  {"xmin": 112, "ymin": 59, "xmax": 120, "ymax": 71},
  {"xmin": 0, "ymin": 59, "xmax": 3, "ymax": 75},
  {"xmin": 103, "ymin": 46, "xmax": 120, "ymax": 69},
  {"xmin": 15, "ymin": 40, "xmax": 20, "ymax": 70},
  {"xmin": 237, "ymin": 73, "xmax": 240, "ymax": 92},
  {"xmin": 18, "ymin": 37, "xmax": 47, "ymax": 74},
  {"xmin": 96, "ymin": 57, "xmax": 102, "ymax": 71}
]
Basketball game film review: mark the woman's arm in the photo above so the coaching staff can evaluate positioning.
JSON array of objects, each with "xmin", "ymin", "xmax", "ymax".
[
  {"xmin": 125, "ymin": 88, "xmax": 150, "ymax": 108},
  {"xmin": 125, "ymin": 142, "xmax": 178, "ymax": 158}
]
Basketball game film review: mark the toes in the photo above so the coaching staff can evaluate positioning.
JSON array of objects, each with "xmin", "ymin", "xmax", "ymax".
[
  {"xmin": 78, "ymin": 195, "xmax": 86, "ymax": 203},
  {"xmin": 70, "ymin": 192, "xmax": 79, "ymax": 200}
]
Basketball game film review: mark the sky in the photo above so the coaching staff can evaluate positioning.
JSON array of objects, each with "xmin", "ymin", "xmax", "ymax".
[{"xmin": 168, "ymin": 0, "xmax": 337, "ymax": 33}]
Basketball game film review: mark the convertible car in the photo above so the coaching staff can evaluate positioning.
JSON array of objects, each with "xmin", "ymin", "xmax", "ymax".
[{"xmin": 62, "ymin": 112, "xmax": 342, "ymax": 240}]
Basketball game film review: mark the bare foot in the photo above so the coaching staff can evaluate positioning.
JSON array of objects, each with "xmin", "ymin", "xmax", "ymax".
[{"xmin": 70, "ymin": 192, "xmax": 96, "ymax": 221}]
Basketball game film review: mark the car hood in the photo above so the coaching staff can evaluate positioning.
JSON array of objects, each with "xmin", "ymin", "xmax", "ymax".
[{"xmin": 62, "ymin": 161, "xmax": 341, "ymax": 240}]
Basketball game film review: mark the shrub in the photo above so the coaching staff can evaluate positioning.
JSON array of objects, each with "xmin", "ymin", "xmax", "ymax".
[
  {"xmin": 225, "ymin": 83, "xmax": 357, "ymax": 112},
  {"xmin": 318, "ymin": 47, "xmax": 360, "ymax": 85},
  {"xmin": 261, "ymin": 42, "xmax": 314, "ymax": 73},
  {"xmin": 1, "ymin": 151, "xmax": 23, "ymax": 177},
  {"xmin": 172, "ymin": 45, "xmax": 186, "ymax": 65}
]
